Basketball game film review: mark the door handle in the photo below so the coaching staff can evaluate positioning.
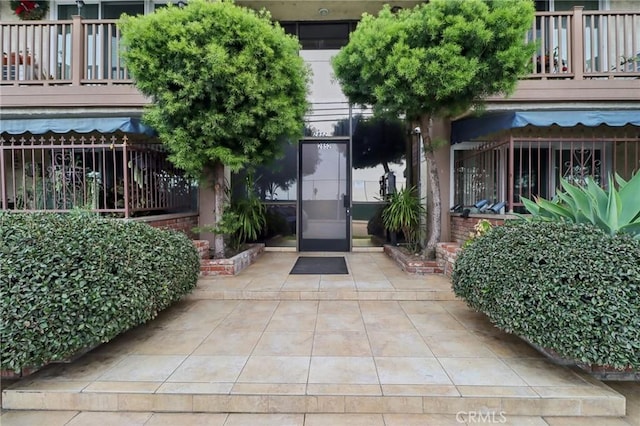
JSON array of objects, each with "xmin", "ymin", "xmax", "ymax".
[{"xmin": 343, "ymin": 193, "xmax": 350, "ymax": 208}]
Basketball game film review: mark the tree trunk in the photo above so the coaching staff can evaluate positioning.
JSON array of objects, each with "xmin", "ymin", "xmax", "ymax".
[
  {"xmin": 212, "ymin": 161, "xmax": 226, "ymax": 259},
  {"xmin": 382, "ymin": 161, "xmax": 390, "ymax": 174},
  {"xmin": 419, "ymin": 115, "xmax": 441, "ymax": 259}
]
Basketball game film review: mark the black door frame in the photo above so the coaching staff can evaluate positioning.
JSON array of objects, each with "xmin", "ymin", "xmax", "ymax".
[{"xmin": 297, "ymin": 137, "xmax": 351, "ymax": 252}]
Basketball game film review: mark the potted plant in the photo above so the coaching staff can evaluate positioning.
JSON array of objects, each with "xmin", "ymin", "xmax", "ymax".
[{"xmin": 10, "ymin": 1, "xmax": 49, "ymax": 20}]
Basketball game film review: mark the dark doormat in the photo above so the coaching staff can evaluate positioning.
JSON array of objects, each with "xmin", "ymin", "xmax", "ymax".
[{"xmin": 290, "ymin": 256, "xmax": 348, "ymax": 275}]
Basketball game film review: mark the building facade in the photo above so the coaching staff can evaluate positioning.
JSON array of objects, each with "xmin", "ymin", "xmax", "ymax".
[{"xmin": 1, "ymin": 0, "xmax": 639, "ymax": 249}]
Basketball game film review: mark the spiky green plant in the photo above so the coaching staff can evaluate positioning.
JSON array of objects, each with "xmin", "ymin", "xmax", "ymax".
[
  {"xmin": 521, "ymin": 172, "xmax": 640, "ymax": 239},
  {"xmin": 382, "ymin": 186, "xmax": 426, "ymax": 252},
  {"xmin": 214, "ymin": 174, "xmax": 266, "ymax": 253}
]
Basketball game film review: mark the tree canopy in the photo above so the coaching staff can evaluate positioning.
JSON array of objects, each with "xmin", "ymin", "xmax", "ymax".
[
  {"xmin": 333, "ymin": 0, "xmax": 535, "ymax": 121},
  {"xmin": 118, "ymin": 0, "xmax": 310, "ymax": 177},
  {"xmin": 332, "ymin": 0, "xmax": 535, "ymax": 256}
]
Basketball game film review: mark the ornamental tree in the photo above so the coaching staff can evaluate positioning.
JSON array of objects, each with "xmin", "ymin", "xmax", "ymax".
[
  {"xmin": 119, "ymin": 0, "xmax": 309, "ymax": 257},
  {"xmin": 332, "ymin": 0, "xmax": 535, "ymax": 257}
]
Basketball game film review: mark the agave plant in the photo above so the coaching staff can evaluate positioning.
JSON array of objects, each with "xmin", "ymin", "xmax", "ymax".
[{"xmin": 521, "ymin": 172, "xmax": 640, "ymax": 239}]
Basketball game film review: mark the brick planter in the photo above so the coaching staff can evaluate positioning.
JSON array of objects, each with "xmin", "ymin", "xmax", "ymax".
[
  {"xmin": 132, "ymin": 212, "xmax": 199, "ymax": 239},
  {"xmin": 436, "ymin": 242, "xmax": 461, "ymax": 277},
  {"xmin": 194, "ymin": 240, "xmax": 265, "ymax": 276},
  {"xmin": 383, "ymin": 245, "xmax": 443, "ymax": 274},
  {"xmin": 1, "ymin": 367, "xmax": 38, "ymax": 379},
  {"xmin": 578, "ymin": 364, "xmax": 640, "ymax": 381},
  {"xmin": 450, "ymin": 213, "xmax": 512, "ymax": 245},
  {"xmin": 524, "ymin": 338, "xmax": 639, "ymax": 381}
]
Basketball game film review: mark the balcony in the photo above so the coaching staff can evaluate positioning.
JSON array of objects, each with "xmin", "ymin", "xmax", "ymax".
[
  {"xmin": 0, "ymin": 7, "xmax": 639, "ymax": 108},
  {"xmin": 0, "ymin": 16, "xmax": 144, "ymax": 109},
  {"xmin": 491, "ymin": 7, "xmax": 640, "ymax": 103}
]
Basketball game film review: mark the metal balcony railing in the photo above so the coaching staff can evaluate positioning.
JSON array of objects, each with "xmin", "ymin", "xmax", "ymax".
[
  {"xmin": 453, "ymin": 136, "xmax": 639, "ymax": 214},
  {"xmin": 0, "ymin": 134, "xmax": 195, "ymax": 217}
]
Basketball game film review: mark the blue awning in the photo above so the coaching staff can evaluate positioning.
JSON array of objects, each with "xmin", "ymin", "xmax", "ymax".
[
  {"xmin": 451, "ymin": 110, "xmax": 640, "ymax": 144},
  {"xmin": 0, "ymin": 117, "xmax": 157, "ymax": 136}
]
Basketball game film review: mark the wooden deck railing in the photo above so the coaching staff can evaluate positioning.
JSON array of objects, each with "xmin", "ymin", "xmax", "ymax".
[
  {"xmin": 1, "ymin": 16, "xmax": 131, "ymax": 86},
  {"xmin": 529, "ymin": 7, "xmax": 640, "ymax": 80},
  {"xmin": 1, "ymin": 7, "xmax": 638, "ymax": 87}
]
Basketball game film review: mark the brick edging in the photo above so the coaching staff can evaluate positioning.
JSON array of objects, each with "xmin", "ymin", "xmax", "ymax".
[
  {"xmin": 435, "ymin": 242, "xmax": 462, "ymax": 277},
  {"xmin": 199, "ymin": 243, "xmax": 265, "ymax": 276},
  {"xmin": 383, "ymin": 245, "xmax": 443, "ymax": 275}
]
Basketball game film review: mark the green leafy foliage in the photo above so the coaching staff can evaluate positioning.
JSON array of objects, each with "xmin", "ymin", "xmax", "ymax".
[
  {"xmin": 462, "ymin": 218, "xmax": 492, "ymax": 249},
  {"xmin": 521, "ymin": 173, "xmax": 640, "ymax": 239},
  {"xmin": 118, "ymin": 0, "xmax": 309, "ymax": 176},
  {"xmin": 452, "ymin": 220, "xmax": 640, "ymax": 370},
  {"xmin": 214, "ymin": 198, "xmax": 266, "ymax": 253},
  {"xmin": 382, "ymin": 186, "xmax": 425, "ymax": 252},
  {"xmin": 332, "ymin": 0, "xmax": 535, "ymax": 256},
  {"xmin": 332, "ymin": 0, "xmax": 535, "ymax": 121},
  {"xmin": 10, "ymin": 0, "xmax": 49, "ymax": 20},
  {"xmin": 0, "ymin": 212, "xmax": 200, "ymax": 373},
  {"xmin": 207, "ymin": 175, "xmax": 266, "ymax": 253}
]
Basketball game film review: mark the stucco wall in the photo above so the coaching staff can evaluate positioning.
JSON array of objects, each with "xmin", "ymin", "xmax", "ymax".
[
  {"xmin": 0, "ymin": 2, "xmax": 16, "ymax": 21},
  {"xmin": 609, "ymin": 0, "xmax": 640, "ymax": 12}
]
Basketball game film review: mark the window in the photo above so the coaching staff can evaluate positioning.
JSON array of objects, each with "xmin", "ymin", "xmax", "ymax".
[
  {"xmin": 102, "ymin": 2, "xmax": 144, "ymax": 19},
  {"xmin": 56, "ymin": 1, "xmax": 148, "ymax": 19},
  {"xmin": 58, "ymin": 4, "xmax": 98, "ymax": 19},
  {"xmin": 535, "ymin": 0, "xmax": 601, "ymax": 11},
  {"xmin": 280, "ymin": 22, "xmax": 358, "ymax": 50}
]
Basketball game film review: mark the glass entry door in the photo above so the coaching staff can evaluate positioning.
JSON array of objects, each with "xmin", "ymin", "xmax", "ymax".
[{"xmin": 298, "ymin": 139, "xmax": 351, "ymax": 251}]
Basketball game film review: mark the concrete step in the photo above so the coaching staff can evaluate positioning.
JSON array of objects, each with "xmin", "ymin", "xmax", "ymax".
[
  {"xmin": 2, "ymin": 383, "xmax": 625, "ymax": 417},
  {"xmin": 185, "ymin": 285, "xmax": 458, "ymax": 301},
  {"xmin": 1, "ymin": 298, "xmax": 627, "ymax": 419},
  {"xmin": 1, "ymin": 411, "xmax": 635, "ymax": 425}
]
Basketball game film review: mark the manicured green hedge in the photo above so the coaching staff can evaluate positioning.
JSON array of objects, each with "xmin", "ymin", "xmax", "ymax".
[
  {"xmin": 0, "ymin": 212, "xmax": 200, "ymax": 372},
  {"xmin": 452, "ymin": 220, "xmax": 640, "ymax": 370}
]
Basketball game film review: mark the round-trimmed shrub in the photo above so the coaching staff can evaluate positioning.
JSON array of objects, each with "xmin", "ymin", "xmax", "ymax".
[
  {"xmin": 452, "ymin": 220, "xmax": 640, "ymax": 370},
  {"xmin": 0, "ymin": 212, "xmax": 200, "ymax": 372}
]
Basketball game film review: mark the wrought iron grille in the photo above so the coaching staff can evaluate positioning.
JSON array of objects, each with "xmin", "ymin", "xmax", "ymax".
[
  {"xmin": 1, "ymin": 134, "xmax": 194, "ymax": 217},
  {"xmin": 454, "ymin": 137, "xmax": 639, "ymax": 213}
]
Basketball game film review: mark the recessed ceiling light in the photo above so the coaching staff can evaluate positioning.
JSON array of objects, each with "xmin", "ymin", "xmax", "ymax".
[{"xmin": 318, "ymin": 8, "xmax": 329, "ymax": 16}]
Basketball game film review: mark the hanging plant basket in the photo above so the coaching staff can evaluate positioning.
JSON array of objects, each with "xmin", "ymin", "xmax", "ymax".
[{"xmin": 10, "ymin": 1, "xmax": 49, "ymax": 21}]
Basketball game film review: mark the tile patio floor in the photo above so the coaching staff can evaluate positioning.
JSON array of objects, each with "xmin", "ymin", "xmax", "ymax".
[{"xmin": 2, "ymin": 251, "xmax": 638, "ymax": 425}]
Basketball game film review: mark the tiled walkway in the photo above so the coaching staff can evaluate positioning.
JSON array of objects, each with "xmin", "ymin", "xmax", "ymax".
[{"xmin": 2, "ymin": 251, "xmax": 637, "ymax": 425}]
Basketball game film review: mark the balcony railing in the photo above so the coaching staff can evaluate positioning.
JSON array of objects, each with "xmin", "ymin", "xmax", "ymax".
[
  {"xmin": 0, "ymin": 134, "xmax": 195, "ymax": 217},
  {"xmin": 529, "ymin": 8, "xmax": 640, "ymax": 79},
  {"xmin": 1, "ymin": 7, "xmax": 639, "ymax": 87},
  {"xmin": 1, "ymin": 16, "xmax": 131, "ymax": 86}
]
